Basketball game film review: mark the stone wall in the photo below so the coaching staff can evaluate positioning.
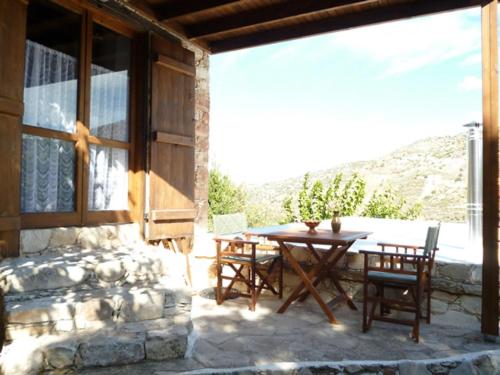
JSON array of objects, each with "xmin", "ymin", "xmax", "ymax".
[
  {"xmin": 19, "ymin": 223, "xmax": 142, "ymax": 257},
  {"xmin": 183, "ymin": 42, "xmax": 210, "ymax": 235},
  {"xmin": 180, "ymin": 349, "xmax": 500, "ymax": 375}
]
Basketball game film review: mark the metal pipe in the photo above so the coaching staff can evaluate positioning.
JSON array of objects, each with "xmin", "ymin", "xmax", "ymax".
[{"xmin": 464, "ymin": 122, "xmax": 483, "ymax": 251}]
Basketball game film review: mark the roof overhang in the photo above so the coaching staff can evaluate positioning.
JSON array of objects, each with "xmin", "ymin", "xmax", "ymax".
[{"xmin": 111, "ymin": 0, "xmax": 482, "ymax": 53}]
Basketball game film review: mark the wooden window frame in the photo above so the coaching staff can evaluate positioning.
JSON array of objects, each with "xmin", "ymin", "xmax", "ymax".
[{"xmin": 21, "ymin": 0, "xmax": 139, "ymax": 229}]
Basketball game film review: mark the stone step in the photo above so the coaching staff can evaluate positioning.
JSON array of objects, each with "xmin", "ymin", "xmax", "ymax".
[
  {"xmin": 5, "ymin": 281, "xmax": 192, "ymax": 341},
  {"xmin": 0, "ymin": 319, "xmax": 190, "ymax": 374},
  {"xmin": 0, "ymin": 244, "xmax": 178, "ymax": 295}
]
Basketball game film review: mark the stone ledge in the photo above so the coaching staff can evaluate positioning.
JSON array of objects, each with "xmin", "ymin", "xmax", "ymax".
[
  {"xmin": 0, "ymin": 320, "xmax": 190, "ymax": 374},
  {"xmin": 4, "ymin": 285, "xmax": 191, "ymax": 340},
  {"xmin": 0, "ymin": 244, "xmax": 175, "ymax": 294},
  {"xmin": 173, "ymin": 349, "xmax": 500, "ymax": 375}
]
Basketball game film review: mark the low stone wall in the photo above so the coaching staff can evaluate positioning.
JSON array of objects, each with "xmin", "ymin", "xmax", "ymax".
[
  {"xmin": 182, "ymin": 349, "xmax": 500, "ymax": 375},
  {"xmin": 19, "ymin": 223, "xmax": 142, "ymax": 256}
]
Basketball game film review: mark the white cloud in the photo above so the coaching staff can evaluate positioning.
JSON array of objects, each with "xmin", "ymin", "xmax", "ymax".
[
  {"xmin": 459, "ymin": 75, "xmax": 481, "ymax": 91},
  {"xmin": 328, "ymin": 9, "xmax": 480, "ymax": 78}
]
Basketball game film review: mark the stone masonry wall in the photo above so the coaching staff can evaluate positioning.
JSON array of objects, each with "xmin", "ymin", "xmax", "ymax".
[
  {"xmin": 181, "ymin": 42, "xmax": 210, "ymax": 260},
  {"xmin": 19, "ymin": 223, "xmax": 142, "ymax": 257},
  {"xmin": 184, "ymin": 42, "xmax": 210, "ymax": 234}
]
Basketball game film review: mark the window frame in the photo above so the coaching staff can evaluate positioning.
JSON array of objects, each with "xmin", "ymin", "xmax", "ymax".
[{"xmin": 21, "ymin": 0, "xmax": 138, "ymax": 229}]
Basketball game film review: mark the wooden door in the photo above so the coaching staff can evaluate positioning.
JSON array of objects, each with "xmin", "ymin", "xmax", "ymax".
[
  {"xmin": 147, "ymin": 35, "xmax": 196, "ymax": 244},
  {"xmin": 0, "ymin": 0, "xmax": 27, "ymax": 257}
]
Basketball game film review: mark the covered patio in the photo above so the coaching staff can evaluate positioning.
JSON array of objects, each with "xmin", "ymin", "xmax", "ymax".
[
  {"xmin": 0, "ymin": 0, "xmax": 499, "ymax": 373},
  {"xmin": 81, "ymin": 296, "xmax": 500, "ymax": 374}
]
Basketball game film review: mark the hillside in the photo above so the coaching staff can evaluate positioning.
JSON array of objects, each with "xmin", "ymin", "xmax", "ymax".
[{"xmin": 245, "ymin": 133, "xmax": 467, "ymax": 223}]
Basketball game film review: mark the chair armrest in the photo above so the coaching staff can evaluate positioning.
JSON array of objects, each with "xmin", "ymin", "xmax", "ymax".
[
  {"xmin": 213, "ymin": 237, "xmax": 259, "ymax": 246},
  {"xmin": 377, "ymin": 242, "xmax": 423, "ymax": 250},
  {"xmin": 256, "ymin": 244, "xmax": 279, "ymax": 251},
  {"xmin": 359, "ymin": 249, "xmax": 428, "ymax": 259}
]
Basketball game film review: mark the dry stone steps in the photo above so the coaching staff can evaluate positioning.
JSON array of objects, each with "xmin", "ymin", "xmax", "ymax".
[
  {"xmin": 0, "ymin": 243, "xmax": 193, "ymax": 373},
  {"xmin": 0, "ymin": 319, "xmax": 189, "ymax": 373}
]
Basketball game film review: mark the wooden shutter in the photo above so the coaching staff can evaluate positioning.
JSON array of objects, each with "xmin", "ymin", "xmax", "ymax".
[
  {"xmin": 0, "ymin": 0, "xmax": 27, "ymax": 257},
  {"xmin": 147, "ymin": 35, "xmax": 196, "ymax": 243}
]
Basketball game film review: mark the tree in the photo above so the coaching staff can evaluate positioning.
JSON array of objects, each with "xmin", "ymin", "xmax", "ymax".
[
  {"xmin": 208, "ymin": 169, "xmax": 246, "ymax": 228},
  {"xmin": 337, "ymin": 173, "xmax": 366, "ymax": 216},
  {"xmin": 361, "ymin": 186, "xmax": 422, "ymax": 220},
  {"xmin": 283, "ymin": 172, "xmax": 366, "ymax": 222}
]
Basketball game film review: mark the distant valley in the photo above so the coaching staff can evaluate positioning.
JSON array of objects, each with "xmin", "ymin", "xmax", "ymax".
[{"xmin": 245, "ymin": 133, "xmax": 467, "ymax": 224}]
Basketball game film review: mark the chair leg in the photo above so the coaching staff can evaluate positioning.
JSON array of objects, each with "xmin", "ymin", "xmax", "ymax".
[
  {"xmin": 413, "ymin": 285, "xmax": 421, "ymax": 343},
  {"xmin": 363, "ymin": 279, "xmax": 369, "ymax": 333},
  {"xmin": 216, "ymin": 263, "xmax": 223, "ymax": 305},
  {"xmin": 279, "ymin": 257, "xmax": 283, "ymax": 299},
  {"xmin": 380, "ymin": 284, "xmax": 385, "ymax": 316},
  {"xmin": 249, "ymin": 263, "xmax": 257, "ymax": 311},
  {"xmin": 247, "ymin": 267, "xmax": 251, "ymax": 294},
  {"xmin": 426, "ymin": 279, "xmax": 432, "ymax": 324}
]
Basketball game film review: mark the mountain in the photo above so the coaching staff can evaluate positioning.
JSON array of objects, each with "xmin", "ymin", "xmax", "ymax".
[{"xmin": 245, "ymin": 133, "xmax": 467, "ymax": 223}]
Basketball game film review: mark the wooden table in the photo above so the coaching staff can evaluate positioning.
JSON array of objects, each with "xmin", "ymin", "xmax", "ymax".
[{"xmin": 248, "ymin": 227, "xmax": 371, "ymax": 324}]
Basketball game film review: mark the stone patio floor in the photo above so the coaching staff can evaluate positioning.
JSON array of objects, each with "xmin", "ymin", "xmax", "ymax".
[{"xmin": 82, "ymin": 292, "xmax": 500, "ymax": 374}]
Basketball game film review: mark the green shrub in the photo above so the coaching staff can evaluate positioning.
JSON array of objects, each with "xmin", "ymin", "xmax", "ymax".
[
  {"xmin": 208, "ymin": 169, "xmax": 246, "ymax": 229},
  {"xmin": 283, "ymin": 172, "xmax": 366, "ymax": 222},
  {"xmin": 361, "ymin": 186, "xmax": 422, "ymax": 220}
]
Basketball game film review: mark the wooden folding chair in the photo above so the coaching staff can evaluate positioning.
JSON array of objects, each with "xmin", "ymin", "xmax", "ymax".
[
  {"xmin": 215, "ymin": 237, "xmax": 283, "ymax": 311},
  {"xmin": 360, "ymin": 224, "xmax": 440, "ymax": 342}
]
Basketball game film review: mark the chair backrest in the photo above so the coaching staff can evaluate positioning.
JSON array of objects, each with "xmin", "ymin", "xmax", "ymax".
[
  {"xmin": 213, "ymin": 213, "xmax": 248, "ymax": 236},
  {"xmin": 423, "ymin": 223, "xmax": 440, "ymax": 257}
]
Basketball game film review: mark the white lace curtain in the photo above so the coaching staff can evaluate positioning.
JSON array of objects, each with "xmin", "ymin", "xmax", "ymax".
[
  {"xmin": 23, "ymin": 40, "xmax": 77, "ymax": 133},
  {"xmin": 21, "ymin": 40, "xmax": 77, "ymax": 213},
  {"xmin": 21, "ymin": 40, "xmax": 129, "ymax": 213},
  {"xmin": 87, "ymin": 65, "xmax": 129, "ymax": 210},
  {"xmin": 89, "ymin": 66, "xmax": 129, "ymax": 142}
]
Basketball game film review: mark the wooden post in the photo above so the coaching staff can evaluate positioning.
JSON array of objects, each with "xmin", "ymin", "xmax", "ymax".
[
  {"xmin": 0, "ymin": 0, "xmax": 27, "ymax": 258},
  {"xmin": 481, "ymin": 0, "xmax": 499, "ymax": 337}
]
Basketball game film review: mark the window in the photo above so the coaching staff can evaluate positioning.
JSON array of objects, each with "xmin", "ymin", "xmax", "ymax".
[{"xmin": 21, "ymin": 0, "xmax": 135, "ymax": 227}]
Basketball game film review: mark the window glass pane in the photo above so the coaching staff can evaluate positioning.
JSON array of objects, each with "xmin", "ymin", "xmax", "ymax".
[
  {"xmin": 21, "ymin": 134, "xmax": 76, "ymax": 213},
  {"xmin": 88, "ymin": 146, "xmax": 128, "ymax": 211},
  {"xmin": 90, "ymin": 24, "xmax": 131, "ymax": 142},
  {"xmin": 23, "ymin": 0, "xmax": 80, "ymax": 133}
]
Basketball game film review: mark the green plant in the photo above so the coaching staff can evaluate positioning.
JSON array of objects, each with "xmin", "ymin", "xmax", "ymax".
[
  {"xmin": 338, "ymin": 173, "xmax": 366, "ymax": 216},
  {"xmin": 208, "ymin": 168, "xmax": 246, "ymax": 229},
  {"xmin": 361, "ymin": 186, "xmax": 422, "ymax": 220},
  {"xmin": 245, "ymin": 204, "xmax": 282, "ymax": 228},
  {"xmin": 283, "ymin": 172, "xmax": 366, "ymax": 222}
]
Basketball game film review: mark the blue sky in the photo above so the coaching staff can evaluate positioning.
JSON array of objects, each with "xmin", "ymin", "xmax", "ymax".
[{"xmin": 209, "ymin": 8, "xmax": 482, "ymax": 184}]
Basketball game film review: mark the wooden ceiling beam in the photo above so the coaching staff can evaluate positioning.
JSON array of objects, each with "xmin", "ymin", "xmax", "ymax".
[
  {"xmin": 154, "ymin": 0, "xmax": 239, "ymax": 21},
  {"xmin": 209, "ymin": 0, "xmax": 481, "ymax": 53},
  {"xmin": 187, "ymin": 0, "xmax": 369, "ymax": 39}
]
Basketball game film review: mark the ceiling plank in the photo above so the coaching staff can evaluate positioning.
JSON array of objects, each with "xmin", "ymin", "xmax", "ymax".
[
  {"xmin": 187, "ymin": 0, "xmax": 369, "ymax": 39},
  {"xmin": 155, "ymin": 0, "xmax": 239, "ymax": 21},
  {"xmin": 209, "ymin": 0, "xmax": 481, "ymax": 53}
]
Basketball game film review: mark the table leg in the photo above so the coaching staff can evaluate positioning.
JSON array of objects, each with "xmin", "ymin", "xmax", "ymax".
[
  {"xmin": 297, "ymin": 245, "xmax": 345, "ymax": 302},
  {"xmin": 298, "ymin": 242, "xmax": 358, "ymax": 311},
  {"xmin": 329, "ymin": 270, "xmax": 357, "ymax": 310},
  {"xmin": 277, "ymin": 241, "xmax": 338, "ymax": 324},
  {"xmin": 278, "ymin": 243, "xmax": 336, "ymax": 309}
]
